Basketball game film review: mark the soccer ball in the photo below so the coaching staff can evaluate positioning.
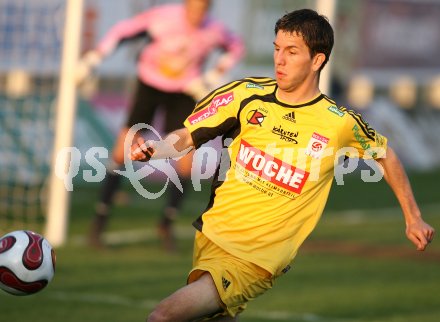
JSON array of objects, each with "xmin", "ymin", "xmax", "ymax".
[{"xmin": 0, "ymin": 230, "xmax": 56, "ymax": 296}]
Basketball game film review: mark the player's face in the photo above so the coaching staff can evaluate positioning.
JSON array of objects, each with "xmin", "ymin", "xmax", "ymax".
[
  {"xmin": 185, "ymin": 0, "xmax": 210, "ymax": 27},
  {"xmin": 273, "ymin": 31, "xmax": 316, "ymax": 94}
]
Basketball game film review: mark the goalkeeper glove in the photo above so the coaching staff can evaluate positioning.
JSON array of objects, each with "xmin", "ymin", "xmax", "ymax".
[
  {"xmin": 76, "ymin": 50, "xmax": 102, "ymax": 85},
  {"xmin": 183, "ymin": 69, "xmax": 225, "ymax": 101},
  {"xmin": 183, "ymin": 76, "xmax": 210, "ymax": 101},
  {"xmin": 203, "ymin": 69, "xmax": 224, "ymax": 90}
]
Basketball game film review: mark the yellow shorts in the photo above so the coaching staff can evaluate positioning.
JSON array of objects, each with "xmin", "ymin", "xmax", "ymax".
[{"xmin": 188, "ymin": 231, "xmax": 274, "ymax": 317}]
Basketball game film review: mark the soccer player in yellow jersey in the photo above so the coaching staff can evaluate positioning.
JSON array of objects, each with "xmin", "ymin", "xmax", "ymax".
[{"xmin": 130, "ymin": 9, "xmax": 435, "ymax": 322}]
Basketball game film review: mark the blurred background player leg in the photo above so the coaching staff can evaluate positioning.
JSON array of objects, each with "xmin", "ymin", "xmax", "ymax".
[
  {"xmin": 88, "ymin": 80, "xmax": 155, "ymax": 248},
  {"xmin": 157, "ymin": 153, "xmax": 193, "ymax": 252},
  {"xmin": 88, "ymin": 127, "xmax": 137, "ymax": 248},
  {"xmin": 156, "ymin": 91, "xmax": 197, "ymax": 252}
]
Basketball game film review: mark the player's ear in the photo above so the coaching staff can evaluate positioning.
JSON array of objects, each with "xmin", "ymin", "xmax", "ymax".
[{"xmin": 312, "ymin": 53, "xmax": 326, "ymax": 72}]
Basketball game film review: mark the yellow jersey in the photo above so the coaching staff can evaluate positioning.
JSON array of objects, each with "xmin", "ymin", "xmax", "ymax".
[{"xmin": 184, "ymin": 77, "xmax": 387, "ymax": 275}]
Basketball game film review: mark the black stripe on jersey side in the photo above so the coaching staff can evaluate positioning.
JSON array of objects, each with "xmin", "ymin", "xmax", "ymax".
[
  {"xmin": 340, "ymin": 107, "xmax": 376, "ymax": 141},
  {"xmin": 192, "ymin": 163, "xmax": 227, "ymax": 232},
  {"xmin": 192, "ymin": 118, "xmax": 242, "ymax": 231},
  {"xmin": 190, "ymin": 117, "xmax": 238, "ymax": 149}
]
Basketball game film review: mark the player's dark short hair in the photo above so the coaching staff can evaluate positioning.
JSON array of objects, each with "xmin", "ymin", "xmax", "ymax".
[{"xmin": 275, "ymin": 9, "xmax": 334, "ymax": 71}]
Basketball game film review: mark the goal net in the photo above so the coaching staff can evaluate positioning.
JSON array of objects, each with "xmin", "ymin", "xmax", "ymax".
[{"xmin": 0, "ymin": 0, "xmax": 65, "ymax": 235}]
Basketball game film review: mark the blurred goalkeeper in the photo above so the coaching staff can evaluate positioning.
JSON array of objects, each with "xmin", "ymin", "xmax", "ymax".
[{"xmin": 78, "ymin": 0, "xmax": 244, "ymax": 250}]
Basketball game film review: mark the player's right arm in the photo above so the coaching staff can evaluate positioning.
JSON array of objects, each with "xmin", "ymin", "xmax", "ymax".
[{"xmin": 130, "ymin": 128, "xmax": 194, "ymax": 162}]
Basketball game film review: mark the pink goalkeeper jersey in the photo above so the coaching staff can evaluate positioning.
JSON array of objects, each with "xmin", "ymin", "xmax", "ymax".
[{"xmin": 95, "ymin": 4, "xmax": 245, "ymax": 92}]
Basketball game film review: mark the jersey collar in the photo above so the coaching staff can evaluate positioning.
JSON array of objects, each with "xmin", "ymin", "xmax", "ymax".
[{"xmin": 273, "ymin": 87, "xmax": 325, "ymax": 108}]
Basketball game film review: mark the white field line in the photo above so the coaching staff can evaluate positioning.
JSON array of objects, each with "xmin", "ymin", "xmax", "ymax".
[{"xmin": 46, "ymin": 291, "xmax": 359, "ymax": 322}]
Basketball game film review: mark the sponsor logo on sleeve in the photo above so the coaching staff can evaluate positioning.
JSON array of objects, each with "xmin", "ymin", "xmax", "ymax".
[
  {"xmin": 375, "ymin": 132, "xmax": 386, "ymax": 148},
  {"xmin": 352, "ymin": 124, "xmax": 370, "ymax": 150},
  {"xmin": 327, "ymin": 105, "xmax": 345, "ymax": 117},
  {"xmin": 188, "ymin": 92, "xmax": 234, "ymax": 125},
  {"xmin": 305, "ymin": 132, "xmax": 330, "ymax": 159},
  {"xmin": 352, "ymin": 124, "xmax": 386, "ymax": 158},
  {"xmin": 246, "ymin": 82, "xmax": 264, "ymax": 90}
]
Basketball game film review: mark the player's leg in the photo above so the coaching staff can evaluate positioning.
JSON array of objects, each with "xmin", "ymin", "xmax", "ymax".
[
  {"xmin": 157, "ymin": 152, "xmax": 195, "ymax": 252},
  {"xmin": 89, "ymin": 79, "xmax": 156, "ymax": 248},
  {"xmin": 147, "ymin": 272, "xmax": 236, "ymax": 322},
  {"xmin": 150, "ymin": 232, "xmax": 273, "ymax": 321},
  {"xmin": 157, "ymin": 92, "xmax": 197, "ymax": 251},
  {"xmin": 89, "ymin": 126, "xmax": 133, "ymax": 248}
]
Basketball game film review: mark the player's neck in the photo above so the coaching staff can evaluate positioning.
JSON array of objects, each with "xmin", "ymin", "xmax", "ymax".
[{"xmin": 276, "ymin": 82, "xmax": 321, "ymax": 105}]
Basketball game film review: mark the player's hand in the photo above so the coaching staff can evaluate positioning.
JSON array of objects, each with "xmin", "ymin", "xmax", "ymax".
[
  {"xmin": 183, "ymin": 69, "xmax": 225, "ymax": 101},
  {"xmin": 406, "ymin": 218, "xmax": 435, "ymax": 251},
  {"xmin": 129, "ymin": 137, "xmax": 155, "ymax": 162},
  {"xmin": 76, "ymin": 50, "xmax": 102, "ymax": 85},
  {"xmin": 204, "ymin": 68, "xmax": 225, "ymax": 89},
  {"xmin": 184, "ymin": 77, "xmax": 210, "ymax": 101}
]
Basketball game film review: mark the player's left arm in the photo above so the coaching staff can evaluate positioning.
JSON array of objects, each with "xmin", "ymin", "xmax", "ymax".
[{"xmin": 376, "ymin": 147, "xmax": 435, "ymax": 251}]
